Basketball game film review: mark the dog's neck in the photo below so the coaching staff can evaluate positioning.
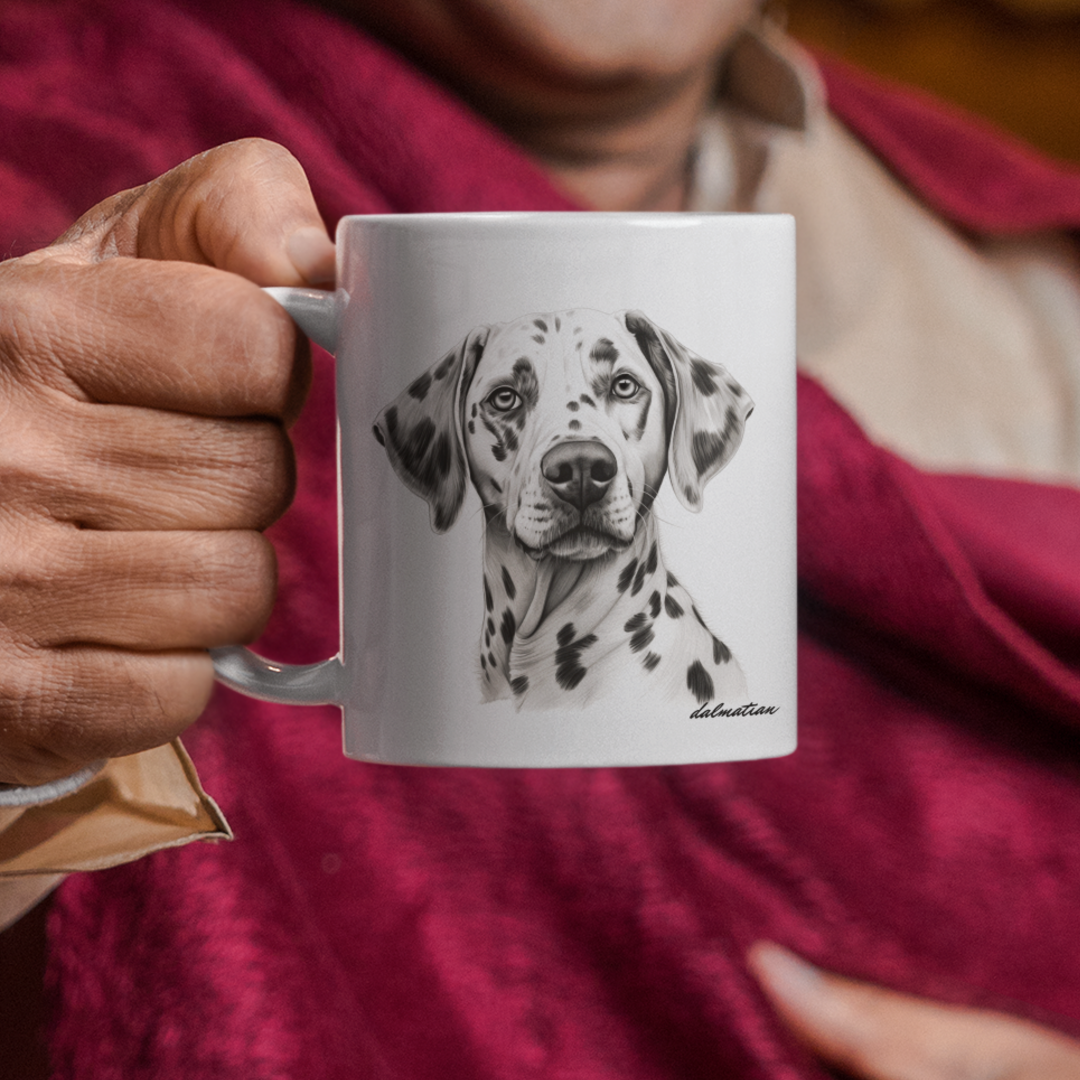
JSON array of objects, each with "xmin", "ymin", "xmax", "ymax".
[{"xmin": 479, "ymin": 515, "xmax": 667, "ymax": 696}]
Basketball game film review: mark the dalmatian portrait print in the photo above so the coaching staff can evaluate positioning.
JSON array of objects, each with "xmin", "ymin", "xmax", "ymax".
[{"xmin": 372, "ymin": 309, "xmax": 754, "ymax": 711}]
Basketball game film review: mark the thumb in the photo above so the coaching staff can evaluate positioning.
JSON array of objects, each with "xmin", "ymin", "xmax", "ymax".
[{"xmin": 51, "ymin": 138, "xmax": 335, "ymax": 286}]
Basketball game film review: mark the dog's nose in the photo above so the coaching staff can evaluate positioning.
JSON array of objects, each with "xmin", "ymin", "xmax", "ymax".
[{"xmin": 541, "ymin": 440, "xmax": 618, "ymax": 511}]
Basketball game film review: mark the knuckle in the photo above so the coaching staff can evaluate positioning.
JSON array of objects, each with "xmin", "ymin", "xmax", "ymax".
[
  {"xmin": 0, "ymin": 654, "xmax": 71, "ymax": 785},
  {"xmin": 242, "ymin": 421, "xmax": 297, "ymax": 526},
  {"xmin": 201, "ymin": 420, "xmax": 296, "ymax": 528},
  {"xmin": 0, "ymin": 648, "xmax": 212, "ymax": 784},
  {"xmin": 0, "ymin": 257, "xmax": 86, "ymax": 391},
  {"xmin": 198, "ymin": 272, "xmax": 302, "ymax": 417},
  {"xmin": 220, "ymin": 137, "xmax": 303, "ymax": 177},
  {"xmin": 0, "ymin": 651, "xmax": 102, "ymax": 785},
  {"xmin": 0, "ymin": 522, "xmax": 79, "ymax": 639},
  {"xmin": 239, "ymin": 294, "xmax": 303, "ymax": 416},
  {"xmin": 205, "ymin": 532, "xmax": 278, "ymax": 642}
]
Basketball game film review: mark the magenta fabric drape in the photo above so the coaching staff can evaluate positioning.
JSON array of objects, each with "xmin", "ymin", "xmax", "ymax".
[{"xmin": 3, "ymin": 2, "xmax": 1080, "ymax": 1076}]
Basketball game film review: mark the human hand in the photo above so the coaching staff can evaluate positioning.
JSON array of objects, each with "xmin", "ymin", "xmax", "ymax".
[
  {"xmin": 749, "ymin": 942, "xmax": 1080, "ymax": 1079},
  {"xmin": 0, "ymin": 139, "xmax": 336, "ymax": 786}
]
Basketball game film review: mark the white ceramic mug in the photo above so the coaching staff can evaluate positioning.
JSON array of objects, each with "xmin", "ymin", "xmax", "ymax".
[{"xmin": 212, "ymin": 213, "xmax": 796, "ymax": 767}]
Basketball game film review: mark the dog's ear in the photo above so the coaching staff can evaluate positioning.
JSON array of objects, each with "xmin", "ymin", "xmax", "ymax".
[
  {"xmin": 620, "ymin": 310, "xmax": 753, "ymax": 512},
  {"xmin": 373, "ymin": 326, "xmax": 490, "ymax": 533}
]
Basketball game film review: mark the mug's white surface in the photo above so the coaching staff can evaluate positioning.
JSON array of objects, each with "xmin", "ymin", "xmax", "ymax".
[{"xmin": 329, "ymin": 213, "xmax": 796, "ymax": 767}]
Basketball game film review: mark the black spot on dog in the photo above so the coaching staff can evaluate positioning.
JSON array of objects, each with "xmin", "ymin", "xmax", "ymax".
[
  {"xmin": 511, "ymin": 675, "xmax": 529, "ymax": 696},
  {"xmin": 488, "ymin": 651, "xmax": 497, "ymax": 668},
  {"xmin": 467, "ymin": 420, "xmax": 475, "ymax": 434},
  {"xmin": 666, "ymin": 571, "xmax": 679, "ymax": 589},
  {"xmin": 372, "ymin": 425, "xmax": 385, "ymax": 446},
  {"xmin": 631, "ymin": 560, "xmax": 648, "ymax": 597},
  {"xmin": 692, "ymin": 605, "xmax": 709, "ymax": 630},
  {"xmin": 589, "ymin": 338, "xmax": 619, "ymax": 366},
  {"xmin": 649, "ymin": 590, "xmax": 661, "ymax": 619},
  {"xmin": 690, "ymin": 358, "xmax": 719, "ymax": 397},
  {"xmin": 387, "ymin": 415, "xmax": 455, "ymax": 521},
  {"xmin": 580, "ymin": 394, "xmax": 596, "ymax": 408},
  {"xmin": 624, "ymin": 612, "xmax": 649, "ymax": 633},
  {"xmin": 471, "ymin": 403, "xmax": 478, "ymax": 418},
  {"xmin": 532, "ymin": 334, "xmax": 545, "ymax": 344},
  {"xmin": 643, "ymin": 652, "xmax": 661, "ymax": 672},
  {"xmin": 629, "ymin": 395, "xmax": 651, "ymax": 441},
  {"xmin": 568, "ymin": 419, "xmax": 581, "ymax": 431},
  {"xmin": 500, "ymin": 609, "xmax": 516, "ymax": 644},
  {"xmin": 501, "ymin": 566, "xmax": 516, "ymax": 600},
  {"xmin": 617, "ymin": 559, "xmax": 638, "ymax": 594},
  {"xmin": 692, "ymin": 430, "xmax": 728, "ymax": 476},
  {"xmin": 481, "ymin": 411, "xmax": 510, "ymax": 462},
  {"xmin": 630, "ymin": 624, "xmax": 655, "ymax": 653},
  {"xmin": 664, "ymin": 594, "xmax": 684, "ymax": 619},
  {"xmin": 555, "ymin": 624, "xmax": 598, "ymax": 691},
  {"xmin": 511, "ymin": 358, "xmax": 540, "ymax": 412},
  {"xmin": 433, "ymin": 351, "xmax": 456, "ymax": 380},
  {"xmin": 407, "ymin": 371, "xmax": 432, "ymax": 401},
  {"xmin": 712, "ymin": 636, "xmax": 732, "ymax": 665},
  {"xmin": 554, "ymin": 316, "xmax": 561, "ymax": 331},
  {"xmin": 687, "ymin": 660, "xmax": 714, "ymax": 704},
  {"xmin": 480, "ymin": 654, "xmax": 487, "ymax": 670},
  {"xmin": 486, "ymin": 617, "xmax": 495, "ymax": 638},
  {"xmin": 623, "ymin": 313, "xmax": 678, "ymax": 431},
  {"xmin": 491, "ymin": 479, "xmax": 502, "ymax": 493},
  {"xmin": 645, "ymin": 542, "xmax": 658, "ymax": 576},
  {"xmin": 533, "ymin": 318, "xmax": 548, "ymax": 333},
  {"xmin": 484, "ymin": 577, "xmax": 493, "ymax": 612},
  {"xmin": 567, "ymin": 401, "xmax": 579, "ymax": 412},
  {"xmin": 683, "ymin": 483, "xmax": 698, "ymax": 505}
]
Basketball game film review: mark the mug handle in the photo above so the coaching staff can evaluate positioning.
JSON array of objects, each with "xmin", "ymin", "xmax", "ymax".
[{"xmin": 209, "ymin": 286, "xmax": 349, "ymax": 705}]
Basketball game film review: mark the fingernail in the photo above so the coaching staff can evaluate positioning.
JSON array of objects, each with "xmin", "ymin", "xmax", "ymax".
[
  {"xmin": 287, "ymin": 226, "xmax": 336, "ymax": 285},
  {"xmin": 750, "ymin": 942, "xmax": 823, "ymax": 1005}
]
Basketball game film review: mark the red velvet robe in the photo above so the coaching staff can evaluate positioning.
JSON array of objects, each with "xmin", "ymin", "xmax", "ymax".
[{"xmin": 3, "ymin": 2, "xmax": 1080, "ymax": 1076}]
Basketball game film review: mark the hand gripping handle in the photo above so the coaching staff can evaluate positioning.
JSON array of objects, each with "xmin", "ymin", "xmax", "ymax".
[{"xmin": 209, "ymin": 287, "xmax": 348, "ymax": 705}]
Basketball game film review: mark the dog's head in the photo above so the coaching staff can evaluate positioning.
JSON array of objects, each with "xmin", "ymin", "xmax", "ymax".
[{"xmin": 373, "ymin": 309, "xmax": 753, "ymax": 560}]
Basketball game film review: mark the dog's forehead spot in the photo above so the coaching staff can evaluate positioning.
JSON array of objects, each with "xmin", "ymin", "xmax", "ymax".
[
  {"xmin": 588, "ymin": 337, "xmax": 619, "ymax": 366},
  {"xmin": 470, "ymin": 324, "xmax": 553, "ymax": 403}
]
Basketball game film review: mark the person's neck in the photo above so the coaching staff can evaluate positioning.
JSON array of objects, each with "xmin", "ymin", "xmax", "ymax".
[{"xmin": 502, "ymin": 67, "xmax": 717, "ymax": 212}]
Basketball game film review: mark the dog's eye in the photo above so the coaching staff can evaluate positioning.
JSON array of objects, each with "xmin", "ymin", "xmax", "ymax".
[
  {"xmin": 487, "ymin": 387, "xmax": 522, "ymax": 412},
  {"xmin": 611, "ymin": 374, "xmax": 641, "ymax": 400}
]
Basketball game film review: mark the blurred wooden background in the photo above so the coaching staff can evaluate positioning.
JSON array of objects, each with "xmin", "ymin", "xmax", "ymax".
[{"xmin": 775, "ymin": 0, "xmax": 1080, "ymax": 163}]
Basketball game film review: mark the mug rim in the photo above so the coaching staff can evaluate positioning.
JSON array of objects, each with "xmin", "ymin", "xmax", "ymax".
[{"xmin": 336, "ymin": 210, "xmax": 792, "ymax": 227}]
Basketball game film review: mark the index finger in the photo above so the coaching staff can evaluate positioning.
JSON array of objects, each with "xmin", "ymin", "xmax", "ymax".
[{"xmin": 6, "ymin": 255, "xmax": 310, "ymax": 422}]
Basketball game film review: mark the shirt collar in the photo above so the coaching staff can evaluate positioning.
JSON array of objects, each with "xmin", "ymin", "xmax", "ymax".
[{"xmin": 687, "ymin": 22, "xmax": 824, "ymax": 211}]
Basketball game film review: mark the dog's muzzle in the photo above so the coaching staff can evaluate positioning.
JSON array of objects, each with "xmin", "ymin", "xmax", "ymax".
[{"xmin": 520, "ymin": 439, "xmax": 630, "ymax": 562}]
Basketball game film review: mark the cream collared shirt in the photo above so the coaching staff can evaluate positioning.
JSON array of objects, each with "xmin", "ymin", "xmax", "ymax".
[{"xmin": 693, "ymin": 28, "xmax": 1080, "ymax": 484}]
